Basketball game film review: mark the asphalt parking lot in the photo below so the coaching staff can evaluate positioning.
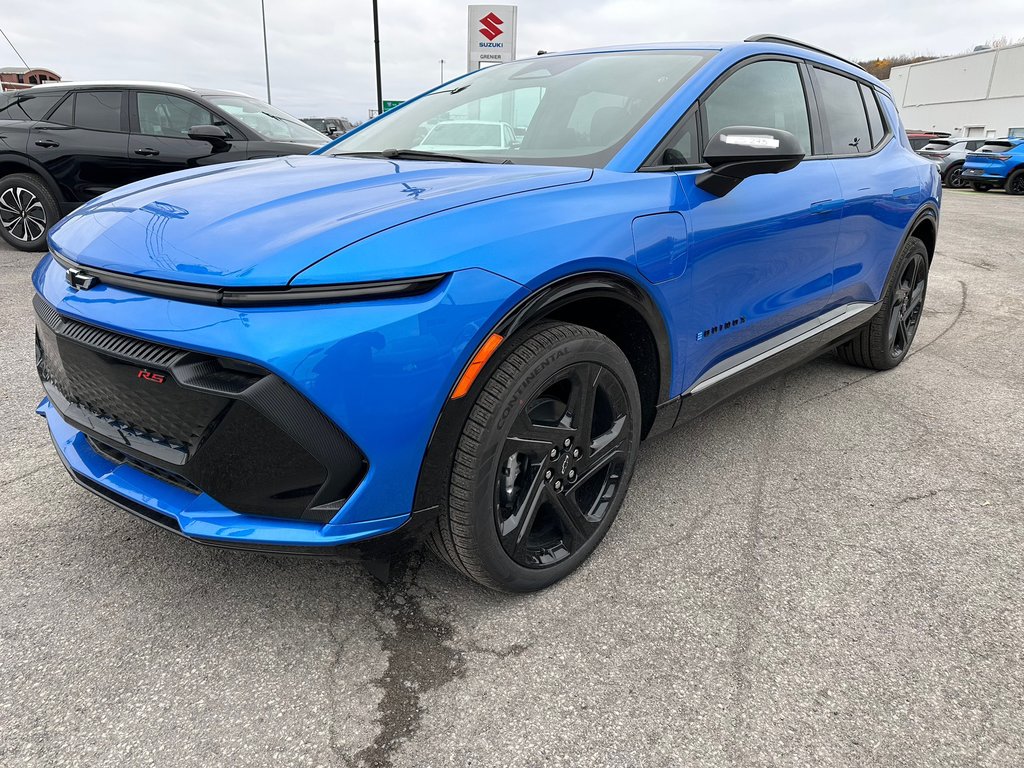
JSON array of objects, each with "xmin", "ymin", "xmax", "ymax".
[{"xmin": 1, "ymin": 189, "xmax": 1022, "ymax": 768}]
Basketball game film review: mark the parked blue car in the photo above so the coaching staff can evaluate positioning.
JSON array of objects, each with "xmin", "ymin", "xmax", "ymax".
[
  {"xmin": 34, "ymin": 36, "xmax": 939, "ymax": 591},
  {"xmin": 961, "ymin": 138, "xmax": 1024, "ymax": 193}
]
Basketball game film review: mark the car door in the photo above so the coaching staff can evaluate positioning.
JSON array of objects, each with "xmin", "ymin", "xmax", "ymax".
[
  {"xmin": 657, "ymin": 58, "xmax": 843, "ymax": 390},
  {"xmin": 28, "ymin": 89, "xmax": 132, "ymax": 203},
  {"xmin": 127, "ymin": 91, "xmax": 248, "ymax": 182},
  {"xmin": 812, "ymin": 68, "xmax": 925, "ymax": 308}
]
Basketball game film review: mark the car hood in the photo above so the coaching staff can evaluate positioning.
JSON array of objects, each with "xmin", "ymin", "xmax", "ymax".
[{"xmin": 49, "ymin": 155, "xmax": 591, "ymax": 286}]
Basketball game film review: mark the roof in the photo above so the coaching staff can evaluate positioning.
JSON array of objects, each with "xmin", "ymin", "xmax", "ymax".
[{"xmin": 534, "ymin": 37, "xmax": 885, "ymax": 90}]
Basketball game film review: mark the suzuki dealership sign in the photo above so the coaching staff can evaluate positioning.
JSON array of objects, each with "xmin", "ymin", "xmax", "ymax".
[{"xmin": 467, "ymin": 5, "xmax": 517, "ymax": 70}]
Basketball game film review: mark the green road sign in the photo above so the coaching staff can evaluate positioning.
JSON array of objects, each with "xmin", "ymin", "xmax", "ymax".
[{"xmin": 382, "ymin": 100, "xmax": 404, "ymax": 111}]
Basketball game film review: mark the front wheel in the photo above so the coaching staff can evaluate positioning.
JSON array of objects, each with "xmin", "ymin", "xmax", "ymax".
[
  {"xmin": 943, "ymin": 163, "xmax": 966, "ymax": 189},
  {"xmin": 428, "ymin": 322, "xmax": 642, "ymax": 592},
  {"xmin": 0, "ymin": 173, "xmax": 59, "ymax": 252}
]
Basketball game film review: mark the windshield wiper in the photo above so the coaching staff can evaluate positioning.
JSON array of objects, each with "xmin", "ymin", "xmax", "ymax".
[{"xmin": 333, "ymin": 148, "xmax": 489, "ymax": 163}]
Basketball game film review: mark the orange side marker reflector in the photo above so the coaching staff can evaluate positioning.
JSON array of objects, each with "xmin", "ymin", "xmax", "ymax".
[{"xmin": 451, "ymin": 333, "xmax": 504, "ymax": 399}]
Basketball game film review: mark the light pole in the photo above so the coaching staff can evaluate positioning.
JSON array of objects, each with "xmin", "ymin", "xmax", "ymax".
[
  {"xmin": 260, "ymin": 0, "xmax": 271, "ymax": 103},
  {"xmin": 439, "ymin": 59, "xmax": 445, "ymax": 84},
  {"xmin": 372, "ymin": 0, "xmax": 383, "ymax": 115}
]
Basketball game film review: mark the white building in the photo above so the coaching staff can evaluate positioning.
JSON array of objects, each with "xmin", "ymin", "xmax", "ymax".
[{"xmin": 888, "ymin": 42, "xmax": 1024, "ymax": 139}]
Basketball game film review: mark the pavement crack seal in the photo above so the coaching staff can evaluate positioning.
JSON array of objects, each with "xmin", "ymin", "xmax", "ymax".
[
  {"xmin": 353, "ymin": 552, "xmax": 466, "ymax": 768},
  {"xmin": 730, "ymin": 377, "xmax": 788, "ymax": 759},
  {"xmin": 909, "ymin": 279, "xmax": 967, "ymax": 358}
]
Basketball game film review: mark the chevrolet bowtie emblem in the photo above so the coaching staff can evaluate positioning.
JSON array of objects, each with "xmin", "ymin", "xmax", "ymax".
[{"xmin": 65, "ymin": 267, "xmax": 98, "ymax": 291}]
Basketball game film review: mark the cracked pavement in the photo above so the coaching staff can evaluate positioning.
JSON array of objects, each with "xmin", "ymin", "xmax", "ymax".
[{"xmin": 1, "ymin": 190, "xmax": 1022, "ymax": 767}]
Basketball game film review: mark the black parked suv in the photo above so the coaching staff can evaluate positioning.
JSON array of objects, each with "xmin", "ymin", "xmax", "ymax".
[{"xmin": 0, "ymin": 81, "xmax": 327, "ymax": 251}]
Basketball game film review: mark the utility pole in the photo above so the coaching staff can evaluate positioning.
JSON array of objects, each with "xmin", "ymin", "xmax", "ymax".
[
  {"xmin": 439, "ymin": 59, "xmax": 445, "ymax": 84},
  {"xmin": 260, "ymin": 0, "xmax": 272, "ymax": 103},
  {"xmin": 372, "ymin": 0, "xmax": 383, "ymax": 115}
]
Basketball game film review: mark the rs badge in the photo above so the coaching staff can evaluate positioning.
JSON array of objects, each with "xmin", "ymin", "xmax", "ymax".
[{"xmin": 137, "ymin": 370, "xmax": 166, "ymax": 384}]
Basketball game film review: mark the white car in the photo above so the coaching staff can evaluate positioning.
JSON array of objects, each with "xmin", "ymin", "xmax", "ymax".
[{"xmin": 416, "ymin": 120, "xmax": 517, "ymax": 152}]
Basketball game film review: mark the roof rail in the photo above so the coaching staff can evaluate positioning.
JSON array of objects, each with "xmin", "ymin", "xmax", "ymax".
[
  {"xmin": 30, "ymin": 80, "xmax": 197, "ymax": 91},
  {"xmin": 744, "ymin": 34, "xmax": 866, "ymax": 72}
]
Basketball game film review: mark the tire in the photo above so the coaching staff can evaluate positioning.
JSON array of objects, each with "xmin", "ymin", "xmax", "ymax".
[
  {"xmin": 970, "ymin": 183, "xmax": 992, "ymax": 192},
  {"xmin": 943, "ymin": 163, "xmax": 966, "ymax": 189},
  {"xmin": 427, "ymin": 322, "xmax": 642, "ymax": 592},
  {"xmin": 1006, "ymin": 169, "xmax": 1024, "ymax": 196},
  {"xmin": 835, "ymin": 236, "xmax": 929, "ymax": 371},
  {"xmin": 0, "ymin": 173, "xmax": 59, "ymax": 252}
]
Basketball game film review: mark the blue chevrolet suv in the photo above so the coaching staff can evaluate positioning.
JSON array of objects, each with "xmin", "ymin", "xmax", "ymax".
[
  {"xmin": 33, "ymin": 36, "xmax": 939, "ymax": 591},
  {"xmin": 961, "ymin": 138, "xmax": 1024, "ymax": 193}
]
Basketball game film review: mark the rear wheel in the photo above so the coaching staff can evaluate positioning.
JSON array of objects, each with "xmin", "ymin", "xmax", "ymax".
[
  {"xmin": 943, "ymin": 163, "xmax": 966, "ymax": 189},
  {"xmin": 428, "ymin": 322, "xmax": 642, "ymax": 592},
  {"xmin": 970, "ymin": 183, "xmax": 992, "ymax": 192},
  {"xmin": 835, "ymin": 237, "xmax": 928, "ymax": 371},
  {"xmin": 1006, "ymin": 169, "xmax": 1024, "ymax": 196},
  {"xmin": 0, "ymin": 173, "xmax": 59, "ymax": 252}
]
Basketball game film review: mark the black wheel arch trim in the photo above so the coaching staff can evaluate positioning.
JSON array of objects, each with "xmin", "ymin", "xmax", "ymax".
[
  {"xmin": 0, "ymin": 151, "xmax": 66, "ymax": 205},
  {"xmin": 411, "ymin": 270, "xmax": 674, "ymax": 516},
  {"xmin": 901, "ymin": 202, "xmax": 939, "ymax": 263}
]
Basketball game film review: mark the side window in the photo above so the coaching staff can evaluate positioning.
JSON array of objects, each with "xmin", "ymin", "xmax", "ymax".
[
  {"xmin": 74, "ymin": 91, "xmax": 123, "ymax": 132},
  {"xmin": 703, "ymin": 60, "xmax": 812, "ymax": 155},
  {"xmin": 47, "ymin": 94, "xmax": 74, "ymax": 125},
  {"xmin": 859, "ymin": 84, "xmax": 887, "ymax": 149},
  {"xmin": 137, "ymin": 92, "xmax": 217, "ymax": 138},
  {"xmin": 0, "ymin": 93, "xmax": 61, "ymax": 121},
  {"xmin": 660, "ymin": 110, "xmax": 699, "ymax": 165},
  {"xmin": 815, "ymin": 69, "xmax": 871, "ymax": 155}
]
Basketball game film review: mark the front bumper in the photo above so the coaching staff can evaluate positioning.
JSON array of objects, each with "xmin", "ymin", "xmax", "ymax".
[{"xmin": 33, "ymin": 254, "xmax": 523, "ymax": 551}]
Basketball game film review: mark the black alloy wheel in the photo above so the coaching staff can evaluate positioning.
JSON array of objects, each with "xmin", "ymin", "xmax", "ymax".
[
  {"xmin": 887, "ymin": 250, "xmax": 927, "ymax": 359},
  {"xmin": 944, "ymin": 164, "xmax": 966, "ymax": 189},
  {"xmin": 1006, "ymin": 169, "xmax": 1024, "ymax": 196},
  {"xmin": 835, "ymin": 236, "xmax": 929, "ymax": 371},
  {"xmin": 428, "ymin": 322, "xmax": 642, "ymax": 592},
  {"xmin": 496, "ymin": 361, "xmax": 632, "ymax": 569}
]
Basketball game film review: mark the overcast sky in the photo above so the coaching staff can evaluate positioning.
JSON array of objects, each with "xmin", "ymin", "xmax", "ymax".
[{"xmin": 4, "ymin": 1, "xmax": 1023, "ymax": 121}]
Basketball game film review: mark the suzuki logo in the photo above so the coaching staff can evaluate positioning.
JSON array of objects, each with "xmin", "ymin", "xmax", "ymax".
[
  {"xmin": 65, "ymin": 267, "xmax": 98, "ymax": 291},
  {"xmin": 479, "ymin": 12, "xmax": 504, "ymax": 41}
]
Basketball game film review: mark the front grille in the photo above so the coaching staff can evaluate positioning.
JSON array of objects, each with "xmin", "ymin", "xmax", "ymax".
[{"xmin": 36, "ymin": 295, "xmax": 367, "ymax": 523}]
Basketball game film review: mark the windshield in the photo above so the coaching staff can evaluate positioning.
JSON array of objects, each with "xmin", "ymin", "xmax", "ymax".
[
  {"xmin": 206, "ymin": 95, "xmax": 327, "ymax": 143},
  {"xmin": 329, "ymin": 51, "xmax": 713, "ymax": 167},
  {"xmin": 424, "ymin": 122, "xmax": 504, "ymax": 147}
]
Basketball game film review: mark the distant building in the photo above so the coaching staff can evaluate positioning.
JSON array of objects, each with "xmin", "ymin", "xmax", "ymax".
[
  {"xmin": 888, "ymin": 42, "xmax": 1024, "ymax": 139},
  {"xmin": 0, "ymin": 67, "xmax": 61, "ymax": 91}
]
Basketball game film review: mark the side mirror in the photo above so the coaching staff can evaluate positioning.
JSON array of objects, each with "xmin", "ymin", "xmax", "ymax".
[
  {"xmin": 696, "ymin": 126, "xmax": 805, "ymax": 197},
  {"xmin": 188, "ymin": 124, "xmax": 229, "ymax": 147}
]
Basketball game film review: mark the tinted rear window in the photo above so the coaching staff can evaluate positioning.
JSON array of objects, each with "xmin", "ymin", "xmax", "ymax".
[
  {"xmin": 860, "ymin": 84, "xmax": 887, "ymax": 149},
  {"xmin": 921, "ymin": 140, "xmax": 954, "ymax": 150},
  {"xmin": 0, "ymin": 92, "xmax": 62, "ymax": 121},
  {"xmin": 74, "ymin": 91, "xmax": 123, "ymax": 132},
  {"xmin": 977, "ymin": 142, "xmax": 1013, "ymax": 153},
  {"xmin": 815, "ymin": 68, "xmax": 871, "ymax": 154}
]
